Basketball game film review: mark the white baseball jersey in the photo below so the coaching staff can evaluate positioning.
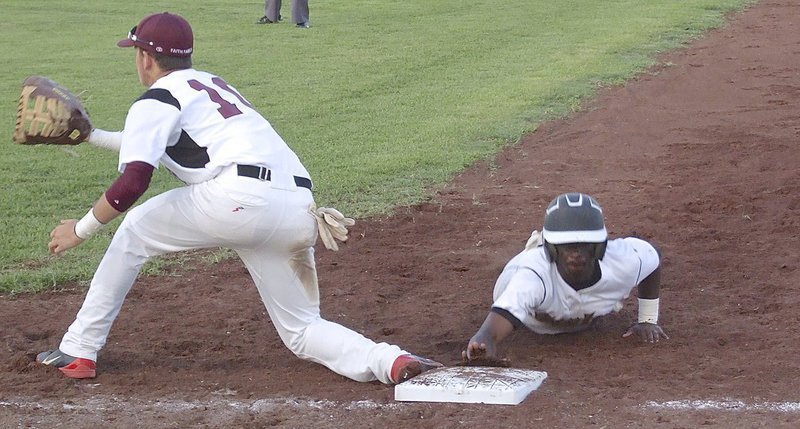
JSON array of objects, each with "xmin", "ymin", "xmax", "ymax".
[
  {"xmin": 492, "ymin": 237, "xmax": 660, "ymax": 334},
  {"xmin": 119, "ymin": 68, "xmax": 310, "ymax": 184},
  {"xmin": 59, "ymin": 68, "xmax": 409, "ymax": 384}
]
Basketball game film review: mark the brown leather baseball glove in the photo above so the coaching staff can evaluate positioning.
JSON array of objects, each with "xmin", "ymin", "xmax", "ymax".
[{"xmin": 13, "ymin": 76, "xmax": 92, "ymax": 145}]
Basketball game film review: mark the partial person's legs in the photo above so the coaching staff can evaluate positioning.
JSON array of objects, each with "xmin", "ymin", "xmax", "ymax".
[
  {"xmin": 292, "ymin": 0, "xmax": 310, "ymax": 25},
  {"xmin": 266, "ymin": 0, "xmax": 282, "ymax": 22}
]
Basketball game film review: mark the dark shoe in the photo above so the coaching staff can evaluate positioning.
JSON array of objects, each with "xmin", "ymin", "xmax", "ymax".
[
  {"xmin": 256, "ymin": 16, "xmax": 274, "ymax": 24},
  {"xmin": 390, "ymin": 354, "xmax": 443, "ymax": 384},
  {"xmin": 296, "ymin": 22, "xmax": 310, "ymax": 28},
  {"xmin": 37, "ymin": 349, "xmax": 96, "ymax": 379}
]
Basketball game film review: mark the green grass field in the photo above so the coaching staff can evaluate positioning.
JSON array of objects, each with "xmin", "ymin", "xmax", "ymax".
[{"xmin": 0, "ymin": 0, "xmax": 751, "ymax": 293}]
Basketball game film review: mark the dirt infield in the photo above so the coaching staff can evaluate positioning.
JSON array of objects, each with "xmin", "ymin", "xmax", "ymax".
[{"xmin": 2, "ymin": 1, "xmax": 799, "ymax": 427}]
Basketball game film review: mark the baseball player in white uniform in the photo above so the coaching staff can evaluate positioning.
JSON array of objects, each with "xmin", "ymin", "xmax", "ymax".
[
  {"xmin": 464, "ymin": 192, "xmax": 668, "ymax": 362},
  {"xmin": 38, "ymin": 11, "xmax": 441, "ymax": 383}
]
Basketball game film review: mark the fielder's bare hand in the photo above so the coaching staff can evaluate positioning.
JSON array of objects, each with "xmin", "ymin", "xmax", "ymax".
[
  {"xmin": 49, "ymin": 220, "xmax": 84, "ymax": 255},
  {"xmin": 623, "ymin": 322, "xmax": 669, "ymax": 343}
]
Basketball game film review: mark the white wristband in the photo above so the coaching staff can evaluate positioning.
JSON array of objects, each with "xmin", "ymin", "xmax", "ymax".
[
  {"xmin": 638, "ymin": 298, "xmax": 659, "ymax": 324},
  {"xmin": 74, "ymin": 209, "xmax": 105, "ymax": 240}
]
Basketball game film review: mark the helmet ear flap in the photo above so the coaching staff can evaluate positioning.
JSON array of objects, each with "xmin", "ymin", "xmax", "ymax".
[
  {"xmin": 544, "ymin": 242, "xmax": 557, "ymax": 262},
  {"xmin": 595, "ymin": 241, "xmax": 607, "ymax": 260}
]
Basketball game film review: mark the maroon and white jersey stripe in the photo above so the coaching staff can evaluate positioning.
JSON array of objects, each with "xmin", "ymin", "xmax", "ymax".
[{"xmin": 118, "ymin": 68, "xmax": 310, "ymax": 184}]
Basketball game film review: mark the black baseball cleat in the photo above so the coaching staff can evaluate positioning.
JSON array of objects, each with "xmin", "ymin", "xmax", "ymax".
[
  {"xmin": 256, "ymin": 16, "xmax": 275, "ymax": 24},
  {"xmin": 36, "ymin": 349, "xmax": 96, "ymax": 379},
  {"xmin": 296, "ymin": 22, "xmax": 310, "ymax": 28},
  {"xmin": 390, "ymin": 354, "xmax": 443, "ymax": 384}
]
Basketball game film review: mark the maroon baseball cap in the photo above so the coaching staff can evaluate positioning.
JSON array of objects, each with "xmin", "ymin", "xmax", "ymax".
[{"xmin": 117, "ymin": 12, "xmax": 193, "ymax": 57}]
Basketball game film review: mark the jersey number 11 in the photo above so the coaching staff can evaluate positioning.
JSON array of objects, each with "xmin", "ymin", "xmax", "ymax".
[{"xmin": 188, "ymin": 77, "xmax": 254, "ymax": 119}]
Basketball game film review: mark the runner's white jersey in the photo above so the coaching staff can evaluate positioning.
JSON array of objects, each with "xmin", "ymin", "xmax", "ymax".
[
  {"xmin": 492, "ymin": 237, "xmax": 660, "ymax": 334},
  {"xmin": 118, "ymin": 68, "xmax": 310, "ymax": 184}
]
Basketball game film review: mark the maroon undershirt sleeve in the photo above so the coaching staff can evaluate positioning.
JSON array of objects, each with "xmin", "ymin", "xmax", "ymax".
[{"xmin": 105, "ymin": 161, "xmax": 155, "ymax": 212}]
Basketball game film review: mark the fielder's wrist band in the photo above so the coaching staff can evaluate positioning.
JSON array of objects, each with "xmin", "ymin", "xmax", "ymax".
[
  {"xmin": 74, "ymin": 209, "xmax": 105, "ymax": 240},
  {"xmin": 638, "ymin": 298, "xmax": 659, "ymax": 324}
]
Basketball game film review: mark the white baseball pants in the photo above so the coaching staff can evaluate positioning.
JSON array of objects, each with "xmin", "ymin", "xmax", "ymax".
[{"xmin": 59, "ymin": 169, "xmax": 405, "ymax": 383}]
